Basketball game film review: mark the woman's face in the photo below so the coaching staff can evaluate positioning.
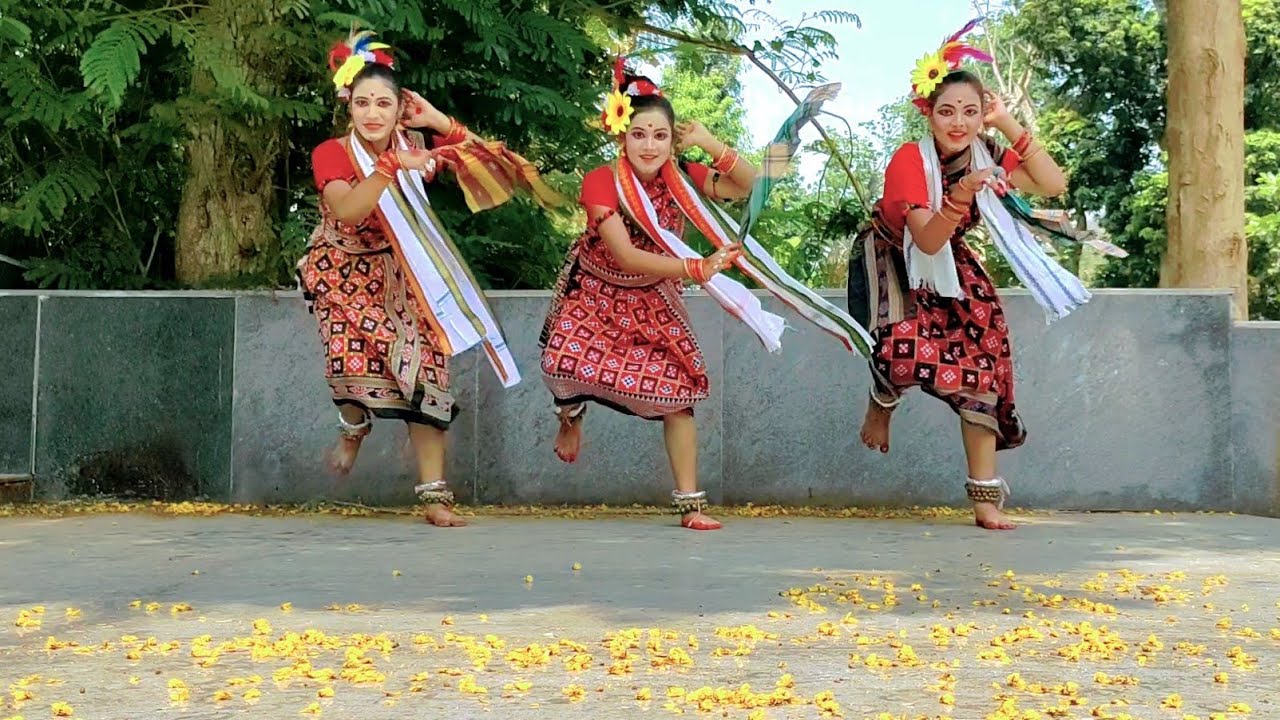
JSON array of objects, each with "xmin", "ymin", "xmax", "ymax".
[
  {"xmin": 623, "ymin": 108, "xmax": 673, "ymax": 177},
  {"xmin": 349, "ymin": 77, "xmax": 399, "ymax": 146},
  {"xmin": 928, "ymin": 82, "xmax": 984, "ymax": 155}
]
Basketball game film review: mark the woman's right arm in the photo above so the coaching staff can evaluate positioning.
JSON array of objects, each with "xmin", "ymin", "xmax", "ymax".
[
  {"xmin": 592, "ymin": 205, "xmax": 739, "ymax": 281},
  {"xmin": 319, "ymin": 149, "xmax": 436, "ymax": 226},
  {"xmin": 904, "ymin": 167, "xmax": 996, "ymax": 255},
  {"xmin": 322, "ymin": 175, "xmax": 392, "ymax": 226}
]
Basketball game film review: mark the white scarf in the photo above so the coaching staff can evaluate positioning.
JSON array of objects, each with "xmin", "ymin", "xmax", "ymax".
[
  {"xmin": 614, "ymin": 161, "xmax": 787, "ymax": 352},
  {"xmin": 349, "ymin": 131, "xmax": 521, "ymax": 387},
  {"xmin": 903, "ymin": 137, "xmax": 1091, "ymax": 322}
]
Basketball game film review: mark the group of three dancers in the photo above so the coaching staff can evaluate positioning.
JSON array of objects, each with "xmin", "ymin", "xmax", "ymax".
[{"xmin": 299, "ymin": 22, "xmax": 1077, "ymax": 533}]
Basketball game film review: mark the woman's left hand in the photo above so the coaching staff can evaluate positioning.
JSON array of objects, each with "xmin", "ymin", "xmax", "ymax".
[
  {"xmin": 400, "ymin": 89, "xmax": 447, "ymax": 131},
  {"xmin": 675, "ymin": 120, "xmax": 714, "ymax": 154},
  {"xmin": 982, "ymin": 91, "xmax": 1012, "ymax": 130}
]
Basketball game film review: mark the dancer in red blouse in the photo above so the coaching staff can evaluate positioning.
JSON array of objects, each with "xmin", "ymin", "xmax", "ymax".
[
  {"xmin": 847, "ymin": 21, "xmax": 1076, "ymax": 530},
  {"xmin": 301, "ymin": 30, "xmax": 538, "ymax": 527},
  {"xmin": 539, "ymin": 66, "xmax": 758, "ymax": 530}
]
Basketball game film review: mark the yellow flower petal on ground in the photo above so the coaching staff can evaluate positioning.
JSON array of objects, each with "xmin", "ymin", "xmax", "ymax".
[{"xmin": 561, "ymin": 684, "xmax": 585, "ymax": 703}]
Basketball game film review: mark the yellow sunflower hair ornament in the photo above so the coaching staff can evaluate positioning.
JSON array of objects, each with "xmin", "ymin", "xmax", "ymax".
[
  {"xmin": 600, "ymin": 57, "xmax": 662, "ymax": 135},
  {"xmin": 910, "ymin": 18, "xmax": 992, "ymax": 112}
]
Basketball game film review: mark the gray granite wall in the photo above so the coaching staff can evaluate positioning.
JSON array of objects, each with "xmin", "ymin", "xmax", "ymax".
[
  {"xmin": 1, "ymin": 288, "xmax": 1273, "ymax": 515},
  {"xmin": 26, "ymin": 294, "xmax": 235, "ymax": 501},
  {"xmin": 1231, "ymin": 322, "xmax": 1280, "ymax": 516},
  {"xmin": 0, "ymin": 295, "xmax": 36, "ymax": 477}
]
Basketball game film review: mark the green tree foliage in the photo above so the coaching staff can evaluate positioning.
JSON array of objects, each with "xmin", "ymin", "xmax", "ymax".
[
  {"xmin": 663, "ymin": 44, "xmax": 748, "ymax": 156},
  {"xmin": 1003, "ymin": 0, "xmax": 1280, "ymax": 318},
  {"xmin": 0, "ymin": 0, "xmax": 760, "ymax": 291}
]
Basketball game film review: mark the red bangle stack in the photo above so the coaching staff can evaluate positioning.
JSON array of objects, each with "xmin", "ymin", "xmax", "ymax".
[
  {"xmin": 374, "ymin": 150, "xmax": 401, "ymax": 179},
  {"xmin": 441, "ymin": 117, "xmax": 468, "ymax": 145},
  {"xmin": 1012, "ymin": 130, "xmax": 1033, "ymax": 156},
  {"xmin": 712, "ymin": 146, "xmax": 739, "ymax": 175},
  {"xmin": 683, "ymin": 257, "xmax": 709, "ymax": 284}
]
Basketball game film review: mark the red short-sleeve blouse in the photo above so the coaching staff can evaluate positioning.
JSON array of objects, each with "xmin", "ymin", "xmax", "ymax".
[
  {"xmin": 578, "ymin": 162, "xmax": 712, "ymax": 210},
  {"xmin": 880, "ymin": 142, "xmax": 1022, "ymax": 232},
  {"xmin": 311, "ymin": 138, "xmax": 357, "ymax": 194}
]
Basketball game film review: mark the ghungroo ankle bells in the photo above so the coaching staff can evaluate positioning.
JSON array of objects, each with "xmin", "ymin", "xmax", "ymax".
[
  {"xmin": 671, "ymin": 490, "xmax": 708, "ymax": 515},
  {"xmin": 414, "ymin": 479, "xmax": 455, "ymax": 506},
  {"xmin": 965, "ymin": 477, "xmax": 1010, "ymax": 509}
]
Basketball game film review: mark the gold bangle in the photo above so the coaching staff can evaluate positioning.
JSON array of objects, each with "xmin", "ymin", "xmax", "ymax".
[{"xmin": 942, "ymin": 195, "xmax": 970, "ymax": 215}]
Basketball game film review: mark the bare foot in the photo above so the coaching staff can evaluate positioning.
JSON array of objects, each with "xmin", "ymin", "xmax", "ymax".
[
  {"xmin": 680, "ymin": 511, "xmax": 722, "ymax": 531},
  {"xmin": 973, "ymin": 502, "xmax": 1016, "ymax": 530},
  {"xmin": 860, "ymin": 397, "xmax": 892, "ymax": 453},
  {"xmin": 326, "ymin": 435, "xmax": 364, "ymax": 476},
  {"xmin": 424, "ymin": 504, "xmax": 468, "ymax": 527},
  {"xmin": 554, "ymin": 415, "xmax": 583, "ymax": 463}
]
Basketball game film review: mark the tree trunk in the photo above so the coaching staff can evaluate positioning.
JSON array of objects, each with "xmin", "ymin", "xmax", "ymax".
[
  {"xmin": 1161, "ymin": 0, "xmax": 1248, "ymax": 318},
  {"xmin": 176, "ymin": 115, "xmax": 280, "ymax": 284},
  {"xmin": 173, "ymin": 0, "xmax": 290, "ymax": 286}
]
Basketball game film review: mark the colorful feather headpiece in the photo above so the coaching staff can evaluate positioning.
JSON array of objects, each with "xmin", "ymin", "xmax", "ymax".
[
  {"xmin": 600, "ymin": 57, "xmax": 663, "ymax": 135},
  {"xmin": 328, "ymin": 28, "xmax": 396, "ymax": 99},
  {"xmin": 909, "ymin": 18, "xmax": 993, "ymax": 113}
]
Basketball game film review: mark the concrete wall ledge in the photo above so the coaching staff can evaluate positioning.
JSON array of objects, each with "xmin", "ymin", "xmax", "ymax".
[{"xmin": 0, "ymin": 288, "xmax": 1274, "ymax": 516}]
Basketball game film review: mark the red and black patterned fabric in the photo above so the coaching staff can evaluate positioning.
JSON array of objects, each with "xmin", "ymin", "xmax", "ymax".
[
  {"xmin": 851, "ymin": 140, "xmax": 1027, "ymax": 449},
  {"xmin": 539, "ymin": 163, "xmax": 712, "ymax": 419},
  {"xmin": 297, "ymin": 136, "xmax": 456, "ymax": 428}
]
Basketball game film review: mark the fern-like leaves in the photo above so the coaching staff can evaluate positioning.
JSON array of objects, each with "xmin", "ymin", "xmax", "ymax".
[
  {"xmin": 0, "ymin": 15, "xmax": 32, "ymax": 45},
  {"xmin": 5, "ymin": 161, "xmax": 104, "ymax": 234},
  {"xmin": 79, "ymin": 16, "xmax": 167, "ymax": 108}
]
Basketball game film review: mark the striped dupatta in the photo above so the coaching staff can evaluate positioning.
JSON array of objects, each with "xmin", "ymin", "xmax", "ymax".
[
  {"xmin": 660, "ymin": 161, "xmax": 875, "ymax": 357},
  {"xmin": 614, "ymin": 157, "xmax": 875, "ymax": 356},
  {"xmin": 613, "ymin": 159, "xmax": 787, "ymax": 352},
  {"xmin": 434, "ymin": 139, "xmax": 564, "ymax": 214},
  {"xmin": 347, "ymin": 131, "xmax": 520, "ymax": 388}
]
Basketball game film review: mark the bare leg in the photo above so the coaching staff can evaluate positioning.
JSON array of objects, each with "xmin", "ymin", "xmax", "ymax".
[
  {"xmin": 407, "ymin": 422, "xmax": 466, "ymax": 527},
  {"xmin": 553, "ymin": 403, "xmax": 585, "ymax": 463},
  {"xmin": 960, "ymin": 418, "xmax": 1015, "ymax": 530},
  {"xmin": 859, "ymin": 395, "xmax": 893, "ymax": 453},
  {"xmin": 663, "ymin": 410, "xmax": 720, "ymax": 530},
  {"xmin": 327, "ymin": 405, "xmax": 370, "ymax": 476}
]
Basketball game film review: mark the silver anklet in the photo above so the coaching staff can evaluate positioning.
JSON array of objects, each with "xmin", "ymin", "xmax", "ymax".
[
  {"xmin": 337, "ymin": 410, "xmax": 372, "ymax": 439},
  {"xmin": 414, "ymin": 479, "xmax": 455, "ymax": 507},
  {"xmin": 869, "ymin": 389, "xmax": 902, "ymax": 410},
  {"xmin": 965, "ymin": 477, "xmax": 1010, "ymax": 509},
  {"xmin": 671, "ymin": 490, "xmax": 708, "ymax": 515},
  {"xmin": 555, "ymin": 403, "xmax": 586, "ymax": 425}
]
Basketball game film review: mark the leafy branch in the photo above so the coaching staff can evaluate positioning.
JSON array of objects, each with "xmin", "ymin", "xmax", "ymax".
[{"xmin": 583, "ymin": 3, "xmax": 872, "ymax": 209}]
